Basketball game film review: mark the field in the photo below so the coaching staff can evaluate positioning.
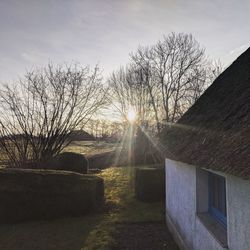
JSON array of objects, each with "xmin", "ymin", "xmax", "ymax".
[
  {"xmin": 64, "ymin": 140, "xmax": 118, "ymax": 157},
  {"xmin": 0, "ymin": 140, "xmax": 118, "ymax": 168}
]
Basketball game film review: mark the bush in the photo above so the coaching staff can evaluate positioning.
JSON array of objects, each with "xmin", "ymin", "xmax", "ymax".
[
  {"xmin": 52, "ymin": 152, "xmax": 89, "ymax": 174},
  {"xmin": 88, "ymin": 151, "xmax": 115, "ymax": 169},
  {"xmin": 135, "ymin": 168, "xmax": 165, "ymax": 202},
  {"xmin": 87, "ymin": 151, "xmax": 129, "ymax": 169},
  {"xmin": 0, "ymin": 168, "xmax": 104, "ymax": 223}
]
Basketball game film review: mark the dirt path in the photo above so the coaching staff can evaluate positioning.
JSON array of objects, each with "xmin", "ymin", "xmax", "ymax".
[{"xmin": 111, "ymin": 221, "xmax": 179, "ymax": 250}]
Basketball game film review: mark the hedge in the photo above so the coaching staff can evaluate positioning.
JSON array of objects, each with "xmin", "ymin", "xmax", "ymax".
[
  {"xmin": 51, "ymin": 152, "xmax": 89, "ymax": 174},
  {"xmin": 0, "ymin": 168, "xmax": 104, "ymax": 223},
  {"xmin": 135, "ymin": 168, "xmax": 165, "ymax": 202},
  {"xmin": 87, "ymin": 151, "xmax": 129, "ymax": 169},
  {"xmin": 87, "ymin": 151, "xmax": 116, "ymax": 169}
]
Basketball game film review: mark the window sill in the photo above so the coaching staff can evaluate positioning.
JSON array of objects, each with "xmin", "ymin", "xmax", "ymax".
[{"xmin": 196, "ymin": 212, "xmax": 228, "ymax": 248}]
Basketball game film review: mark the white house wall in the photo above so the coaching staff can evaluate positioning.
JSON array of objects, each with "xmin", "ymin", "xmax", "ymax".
[
  {"xmin": 165, "ymin": 158, "xmax": 196, "ymax": 249},
  {"xmin": 165, "ymin": 158, "xmax": 227, "ymax": 250},
  {"xmin": 227, "ymin": 175, "xmax": 250, "ymax": 250}
]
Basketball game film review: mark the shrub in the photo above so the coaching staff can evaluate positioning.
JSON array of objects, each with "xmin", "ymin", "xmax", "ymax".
[
  {"xmin": 52, "ymin": 152, "xmax": 89, "ymax": 174},
  {"xmin": 135, "ymin": 168, "xmax": 165, "ymax": 202},
  {"xmin": 0, "ymin": 168, "xmax": 104, "ymax": 223},
  {"xmin": 87, "ymin": 151, "xmax": 128, "ymax": 169},
  {"xmin": 88, "ymin": 151, "xmax": 115, "ymax": 169}
]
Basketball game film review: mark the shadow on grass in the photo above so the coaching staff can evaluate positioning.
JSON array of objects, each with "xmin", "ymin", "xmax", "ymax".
[{"xmin": 0, "ymin": 213, "xmax": 105, "ymax": 250}]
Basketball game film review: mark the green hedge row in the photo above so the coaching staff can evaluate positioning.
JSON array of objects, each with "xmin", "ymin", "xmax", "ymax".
[
  {"xmin": 135, "ymin": 168, "xmax": 165, "ymax": 202},
  {"xmin": 0, "ymin": 168, "xmax": 104, "ymax": 223}
]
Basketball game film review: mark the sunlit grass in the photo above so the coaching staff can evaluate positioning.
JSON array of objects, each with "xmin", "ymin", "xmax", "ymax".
[
  {"xmin": 83, "ymin": 167, "xmax": 164, "ymax": 249},
  {"xmin": 100, "ymin": 167, "xmax": 164, "ymax": 222}
]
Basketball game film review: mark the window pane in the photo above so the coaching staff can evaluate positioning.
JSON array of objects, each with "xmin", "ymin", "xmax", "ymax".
[
  {"xmin": 210, "ymin": 173, "xmax": 227, "ymax": 217},
  {"xmin": 220, "ymin": 179, "xmax": 227, "ymax": 216},
  {"xmin": 212, "ymin": 176, "xmax": 219, "ymax": 208}
]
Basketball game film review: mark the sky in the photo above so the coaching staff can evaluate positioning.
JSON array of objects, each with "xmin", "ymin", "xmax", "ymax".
[{"xmin": 0, "ymin": 0, "xmax": 250, "ymax": 83}]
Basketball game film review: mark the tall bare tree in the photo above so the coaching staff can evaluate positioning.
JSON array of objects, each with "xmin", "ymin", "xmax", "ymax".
[
  {"xmin": 108, "ymin": 65, "xmax": 157, "ymax": 125},
  {"xmin": 131, "ymin": 33, "xmax": 210, "ymax": 124},
  {"xmin": 0, "ymin": 63, "xmax": 107, "ymax": 168},
  {"xmin": 129, "ymin": 48, "xmax": 162, "ymax": 131}
]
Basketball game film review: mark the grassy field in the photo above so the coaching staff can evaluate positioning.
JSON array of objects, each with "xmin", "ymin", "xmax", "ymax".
[
  {"xmin": 0, "ymin": 140, "xmax": 116, "ymax": 167},
  {"xmin": 63, "ymin": 140, "xmax": 118, "ymax": 157},
  {"xmin": 0, "ymin": 167, "xmax": 164, "ymax": 250}
]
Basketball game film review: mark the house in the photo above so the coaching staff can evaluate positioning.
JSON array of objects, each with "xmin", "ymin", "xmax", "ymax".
[
  {"xmin": 164, "ymin": 48, "xmax": 250, "ymax": 250},
  {"xmin": 69, "ymin": 130, "xmax": 95, "ymax": 141}
]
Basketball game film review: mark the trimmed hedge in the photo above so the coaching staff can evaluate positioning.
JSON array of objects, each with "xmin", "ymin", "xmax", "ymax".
[
  {"xmin": 135, "ymin": 168, "xmax": 165, "ymax": 202},
  {"xmin": 87, "ymin": 151, "xmax": 129, "ymax": 169},
  {"xmin": 0, "ymin": 168, "xmax": 104, "ymax": 223},
  {"xmin": 51, "ymin": 152, "xmax": 89, "ymax": 174},
  {"xmin": 87, "ymin": 151, "xmax": 115, "ymax": 169}
]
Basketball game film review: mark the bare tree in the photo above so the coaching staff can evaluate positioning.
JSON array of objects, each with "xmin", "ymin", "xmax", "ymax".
[
  {"xmin": 0, "ymin": 63, "xmax": 107, "ymax": 168},
  {"xmin": 206, "ymin": 59, "xmax": 224, "ymax": 84},
  {"xmin": 131, "ymin": 33, "xmax": 210, "ymax": 123},
  {"xmin": 129, "ymin": 48, "xmax": 162, "ymax": 131},
  {"xmin": 109, "ymin": 33, "xmax": 222, "ymax": 164},
  {"xmin": 108, "ymin": 65, "xmax": 157, "ymax": 126},
  {"xmin": 84, "ymin": 118, "xmax": 126, "ymax": 141},
  {"xmin": 109, "ymin": 32, "xmax": 222, "ymax": 135}
]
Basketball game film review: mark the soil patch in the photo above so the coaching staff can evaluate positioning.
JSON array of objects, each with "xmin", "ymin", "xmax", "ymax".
[{"xmin": 111, "ymin": 221, "xmax": 179, "ymax": 250}]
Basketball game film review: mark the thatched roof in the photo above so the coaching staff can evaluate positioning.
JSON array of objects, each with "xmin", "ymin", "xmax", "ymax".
[{"xmin": 164, "ymin": 47, "xmax": 250, "ymax": 179}]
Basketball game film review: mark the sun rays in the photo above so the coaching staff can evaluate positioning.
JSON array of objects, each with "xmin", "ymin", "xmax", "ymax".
[
  {"xmin": 113, "ymin": 109, "xmax": 196, "ymax": 166},
  {"xmin": 113, "ymin": 121, "xmax": 168, "ymax": 166}
]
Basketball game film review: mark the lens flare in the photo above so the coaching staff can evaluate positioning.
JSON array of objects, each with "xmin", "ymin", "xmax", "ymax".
[{"xmin": 127, "ymin": 109, "xmax": 136, "ymax": 123}]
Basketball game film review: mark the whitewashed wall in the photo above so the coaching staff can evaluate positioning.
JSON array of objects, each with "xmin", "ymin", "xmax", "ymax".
[
  {"xmin": 165, "ymin": 158, "xmax": 250, "ymax": 250},
  {"xmin": 227, "ymin": 175, "xmax": 250, "ymax": 250},
  {"xmin": 165, "ymin": 158, "xmax": 196, "ymax": 249}
]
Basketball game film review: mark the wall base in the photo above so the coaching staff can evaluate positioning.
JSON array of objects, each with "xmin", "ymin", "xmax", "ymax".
[{"xmin": 166, "ymin": 212, "xmax": 189, "ymax": 250}]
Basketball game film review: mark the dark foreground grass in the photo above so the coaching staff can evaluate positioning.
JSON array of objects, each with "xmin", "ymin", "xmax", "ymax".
[{"xmin": 0, "ymin": 167, "xmax": 164, "ymax": 250}]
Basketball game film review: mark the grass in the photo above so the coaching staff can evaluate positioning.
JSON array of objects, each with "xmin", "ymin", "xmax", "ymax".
[
  {"xmin": 83, "ymin": 167, "xmax": 164, "ymax": 249},
  {"xmin": 100, "ymin": 167, "xmax": 164, "ymax": 222},
  {"xmin": 64, "ymin": 140, "xmax": 118, "ymax": 157},
  {"xmin": 0, "ymin": 167, "xmax": 164, "ymax": 250}
]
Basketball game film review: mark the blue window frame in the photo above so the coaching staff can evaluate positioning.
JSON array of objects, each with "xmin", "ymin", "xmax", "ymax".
[{"xmin": 208, "ymin": 172, "xmax": 227, "ymax": 227}]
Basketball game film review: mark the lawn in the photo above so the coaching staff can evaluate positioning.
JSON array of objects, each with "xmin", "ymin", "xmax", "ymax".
[{"xmin": 0, "ymin": 167, "xmax": 164, "ymax": 250}]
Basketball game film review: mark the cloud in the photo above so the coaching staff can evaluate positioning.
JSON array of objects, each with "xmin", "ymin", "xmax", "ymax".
[{"xmin": 1, "ymin": 0, "xmax": 250, "ymax": 82}]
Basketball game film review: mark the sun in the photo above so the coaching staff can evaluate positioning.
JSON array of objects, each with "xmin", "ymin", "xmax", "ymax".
[{"xmin": 127, "ymin": 109, "xmax": 137, "ymax": 123}]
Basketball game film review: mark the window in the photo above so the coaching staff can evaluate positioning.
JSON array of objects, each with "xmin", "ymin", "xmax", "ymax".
[
  {"xmin": 196, "ymin": 169, "xmax": 228, "ymax": 247},
  {"xmin": 208, "ymin": 172, "xmax": 227, "ymax": 227}
]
